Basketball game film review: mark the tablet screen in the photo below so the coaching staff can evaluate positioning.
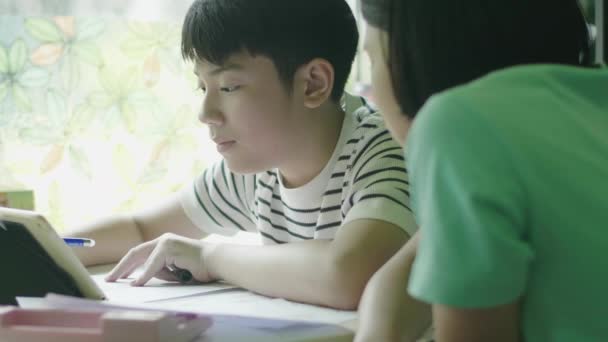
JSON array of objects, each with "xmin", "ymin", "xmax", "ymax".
[
  {"xmin": 0, "ymin": 208, "xmax": 105, "ymax": 305},
  {"xmin": 0, "ymin": 220, "xmax": 84, "ymax": 305}
]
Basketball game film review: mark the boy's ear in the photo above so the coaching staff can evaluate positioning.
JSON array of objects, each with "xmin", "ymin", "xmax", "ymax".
[{"xmin": 296, "ymin": 58, "xmax": 335, "ymax": 109}]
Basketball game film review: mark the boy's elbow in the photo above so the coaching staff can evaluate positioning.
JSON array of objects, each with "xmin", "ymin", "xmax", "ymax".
[
  {"xmin": 321, "ymin": 257, "xmax": 375, "ymax": 310},
  {"xmin": 323, "ymin": 283, "xmax": 363, "ymax": 311}
]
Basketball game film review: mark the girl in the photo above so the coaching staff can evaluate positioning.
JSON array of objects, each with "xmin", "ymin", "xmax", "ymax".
[{"xmin": 355, "ymin": 0, "xmax": 606, "ymax": 341}]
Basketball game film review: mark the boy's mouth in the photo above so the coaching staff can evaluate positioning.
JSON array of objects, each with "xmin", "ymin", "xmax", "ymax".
[{"xmin": 215, "ymin": 140, "xmax": 236, "ymax": 153}]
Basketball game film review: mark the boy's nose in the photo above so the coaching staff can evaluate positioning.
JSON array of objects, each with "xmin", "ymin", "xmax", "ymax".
[{"xmin": 199, "ymin": 96, "xmax": 223, "ymax": 126}]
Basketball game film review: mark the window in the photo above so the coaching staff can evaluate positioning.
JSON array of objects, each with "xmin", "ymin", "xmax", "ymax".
[{"xmin": 0, "ymin": 1, "xmax": 216, "ymax": 230}]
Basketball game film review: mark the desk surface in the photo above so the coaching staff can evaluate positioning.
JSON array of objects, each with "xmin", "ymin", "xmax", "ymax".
[{"xmin": 88, "ymin": 264, "xmax": 358, "ymax": 341}]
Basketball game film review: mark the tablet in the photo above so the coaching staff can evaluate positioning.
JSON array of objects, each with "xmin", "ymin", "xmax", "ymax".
[{"xmin": 0, "ymin": 207, "xmax": 105, "ymax": 305}]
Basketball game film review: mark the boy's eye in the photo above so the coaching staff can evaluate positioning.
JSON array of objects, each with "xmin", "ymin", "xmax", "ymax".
[
  {"xmin": 220, "ymin": 85, "xmax": 241, "ymax": 93},
  {"xmin": 196, "ymin": 85, "xmax": 207, "ymax": 93}
]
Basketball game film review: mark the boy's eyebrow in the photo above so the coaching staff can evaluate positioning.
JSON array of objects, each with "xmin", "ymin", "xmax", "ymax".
[
  {"xmin": 194, "ymin": 63, "xmax": 245, "ymax": 78},
  {"xmin": 209, "ymin": 63, "xmax": 244, "ymax": 76}
]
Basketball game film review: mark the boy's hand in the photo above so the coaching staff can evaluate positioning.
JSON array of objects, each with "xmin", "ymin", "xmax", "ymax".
[{"xmin": 104, "ymin": 233, "xmax": 216, "ymax": 286}]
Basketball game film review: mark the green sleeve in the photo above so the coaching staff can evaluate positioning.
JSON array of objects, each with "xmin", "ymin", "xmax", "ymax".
[{"xmin": 406, "ymin": 93, "xmax": 533, "ymax": 308}]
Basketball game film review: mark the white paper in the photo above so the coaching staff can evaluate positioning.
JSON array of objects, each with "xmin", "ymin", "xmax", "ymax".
[
  {"xmin": 91, "ymin": 273, "xmax": 238, "ymax": 303},
  {"xmin": 89, "ymin": 269, "xmax": 355, "ymax": 325},
  {"xmin": 146, "ymin": 289, "xmax": 357, "ymax": 325},
  {"xmin": 18, "ymin": 293, "xmax": 164, "ymax": 313}
]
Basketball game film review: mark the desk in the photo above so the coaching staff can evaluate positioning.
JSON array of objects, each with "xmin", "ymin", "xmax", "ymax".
[{"xmin": 88, "ymin": 265, "xmax": 357, "ymax": 342}]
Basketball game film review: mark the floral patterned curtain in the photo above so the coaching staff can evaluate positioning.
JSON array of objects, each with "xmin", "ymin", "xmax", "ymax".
[{"xmin": 0, "ymin": 5, "xmax": 219, "ymax": 231}]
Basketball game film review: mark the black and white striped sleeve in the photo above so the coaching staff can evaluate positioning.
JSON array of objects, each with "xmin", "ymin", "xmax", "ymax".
[
  {"xmin": 180, "ymin": 160, "xmax": 257, "ymax": 235},
  {"xmin": 341, "ymin": 119, "xmax": 418, "ymax": 236}
]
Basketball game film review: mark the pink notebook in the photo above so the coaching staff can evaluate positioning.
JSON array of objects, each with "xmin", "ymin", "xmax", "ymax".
[{"xmin": 0, "ymin": 306, "xmax": 212, "ymax": 342}]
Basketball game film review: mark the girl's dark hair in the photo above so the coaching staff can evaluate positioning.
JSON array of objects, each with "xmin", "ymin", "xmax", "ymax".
[
  {"xmin": 361, "ymin": 0, "xmax": 592, "ymax": 117},
  {"xmin": 182, "ymin": 0, "xmax": 359, "ymax": 102}
]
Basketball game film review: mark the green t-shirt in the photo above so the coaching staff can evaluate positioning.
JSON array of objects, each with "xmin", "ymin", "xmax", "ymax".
[{"xmin": 407, "ymin": 65, "xmax": 608, "ymax": 341}]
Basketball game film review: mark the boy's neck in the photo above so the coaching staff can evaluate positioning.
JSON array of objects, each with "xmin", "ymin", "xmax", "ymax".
[{"xmin": 279, "ymin": 102, "xmax": 345, "ymax": 189}]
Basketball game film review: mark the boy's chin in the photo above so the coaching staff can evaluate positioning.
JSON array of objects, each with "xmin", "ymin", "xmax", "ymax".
[{"xmin": 224, "ymin": 158, "xmax": 270, "ymax": 175}]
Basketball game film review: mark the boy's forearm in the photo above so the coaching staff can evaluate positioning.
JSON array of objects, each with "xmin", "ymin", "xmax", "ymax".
[
  {"xmin": 204, "ymin": 219, "xmax": 408, "ymax": 310},
  {"xmin": 64, "ymin": 215, "xmax": 144, "ymax": 267},
  {"xmin": 206, "ymin": 239, "xmax": 360, "ymax": 309},
  {"xmin": 356, "ymin": 240, "xmax": 431, "ymax": 342}
]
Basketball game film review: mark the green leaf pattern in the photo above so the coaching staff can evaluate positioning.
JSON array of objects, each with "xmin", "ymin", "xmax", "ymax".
[
  {"xmin": 25, "ymin": 18, "xmax": 64, "ymax": 43},
  {"xmin": 1, "ymin": 16, "xmax": 210, "ymax": 231},
  {"xmin": 75, "ymin": 19, "xmax": 105, "ymax": 41},
  {"xmin": 0, "ymin": 45, "xmax": 8, "ymax": 73},
  {"xmin": 9, "ymin": 39, "xmax": 27, "ymax": 73},
  {"xmin": 12, "ymin": 84, "xmax": 31, "ymax": 111},
  {"xmin": 18, "ymin": 68, "xmax": 50, "ymax": 87},
  {"xmin": 0, "ymin": 39, "xmax": 50, "ymax": 112},
  {"xmin": 0, "ymin": 82, "xmax": 8, "ymax": 103}
]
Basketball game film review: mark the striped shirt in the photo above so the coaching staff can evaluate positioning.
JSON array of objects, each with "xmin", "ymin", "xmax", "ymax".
[{"xmin": 181, "ymin": 94, "xmax": 417, "ymax": 244}]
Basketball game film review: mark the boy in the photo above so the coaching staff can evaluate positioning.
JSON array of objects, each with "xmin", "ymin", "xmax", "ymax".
[{"xmin": 68, "ymin": 0, "xmax": 417, "ymax": 310}]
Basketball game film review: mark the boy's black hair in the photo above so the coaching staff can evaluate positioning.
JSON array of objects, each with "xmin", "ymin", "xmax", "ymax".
[
  {"xmin": 361, "ymin": 0, "xmax": 592, "ymax": 117},
  {"xmin": 182, "ymin": 0, "xmax": 359, "ymax": 102}
]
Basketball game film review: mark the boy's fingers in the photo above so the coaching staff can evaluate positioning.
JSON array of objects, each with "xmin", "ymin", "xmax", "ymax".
[
  {"xmin": 117, "ymin": 261, "xmax": 142, "ymax": 280},
  {"xmin": 105, "ymin": 241, "xmax": 157, "ymax": 282},
  {"xmin": 131, "ymin": 247, "xmax": 167, "ymax": 287},
  {"xmin": 154, "ymin": 268, "xmax": 179, "ymax": 282},
  {"xmin": 106, "ymin": 256, "xmax": 139, "ymax": 282}
]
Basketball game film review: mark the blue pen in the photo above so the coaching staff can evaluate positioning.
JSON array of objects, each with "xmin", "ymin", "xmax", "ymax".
[{"xmin": 63, "ymin": 237, "xmax": 96, "ymax": 247}]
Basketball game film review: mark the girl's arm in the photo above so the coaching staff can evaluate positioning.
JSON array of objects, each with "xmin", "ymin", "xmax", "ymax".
[
  {"xmin": 355, "ymin": 232, "xmax": 432, "ymax": 342},
  {"xmin": 433, "ymin": 301, "xmax": 520, "ymax": 342}
]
